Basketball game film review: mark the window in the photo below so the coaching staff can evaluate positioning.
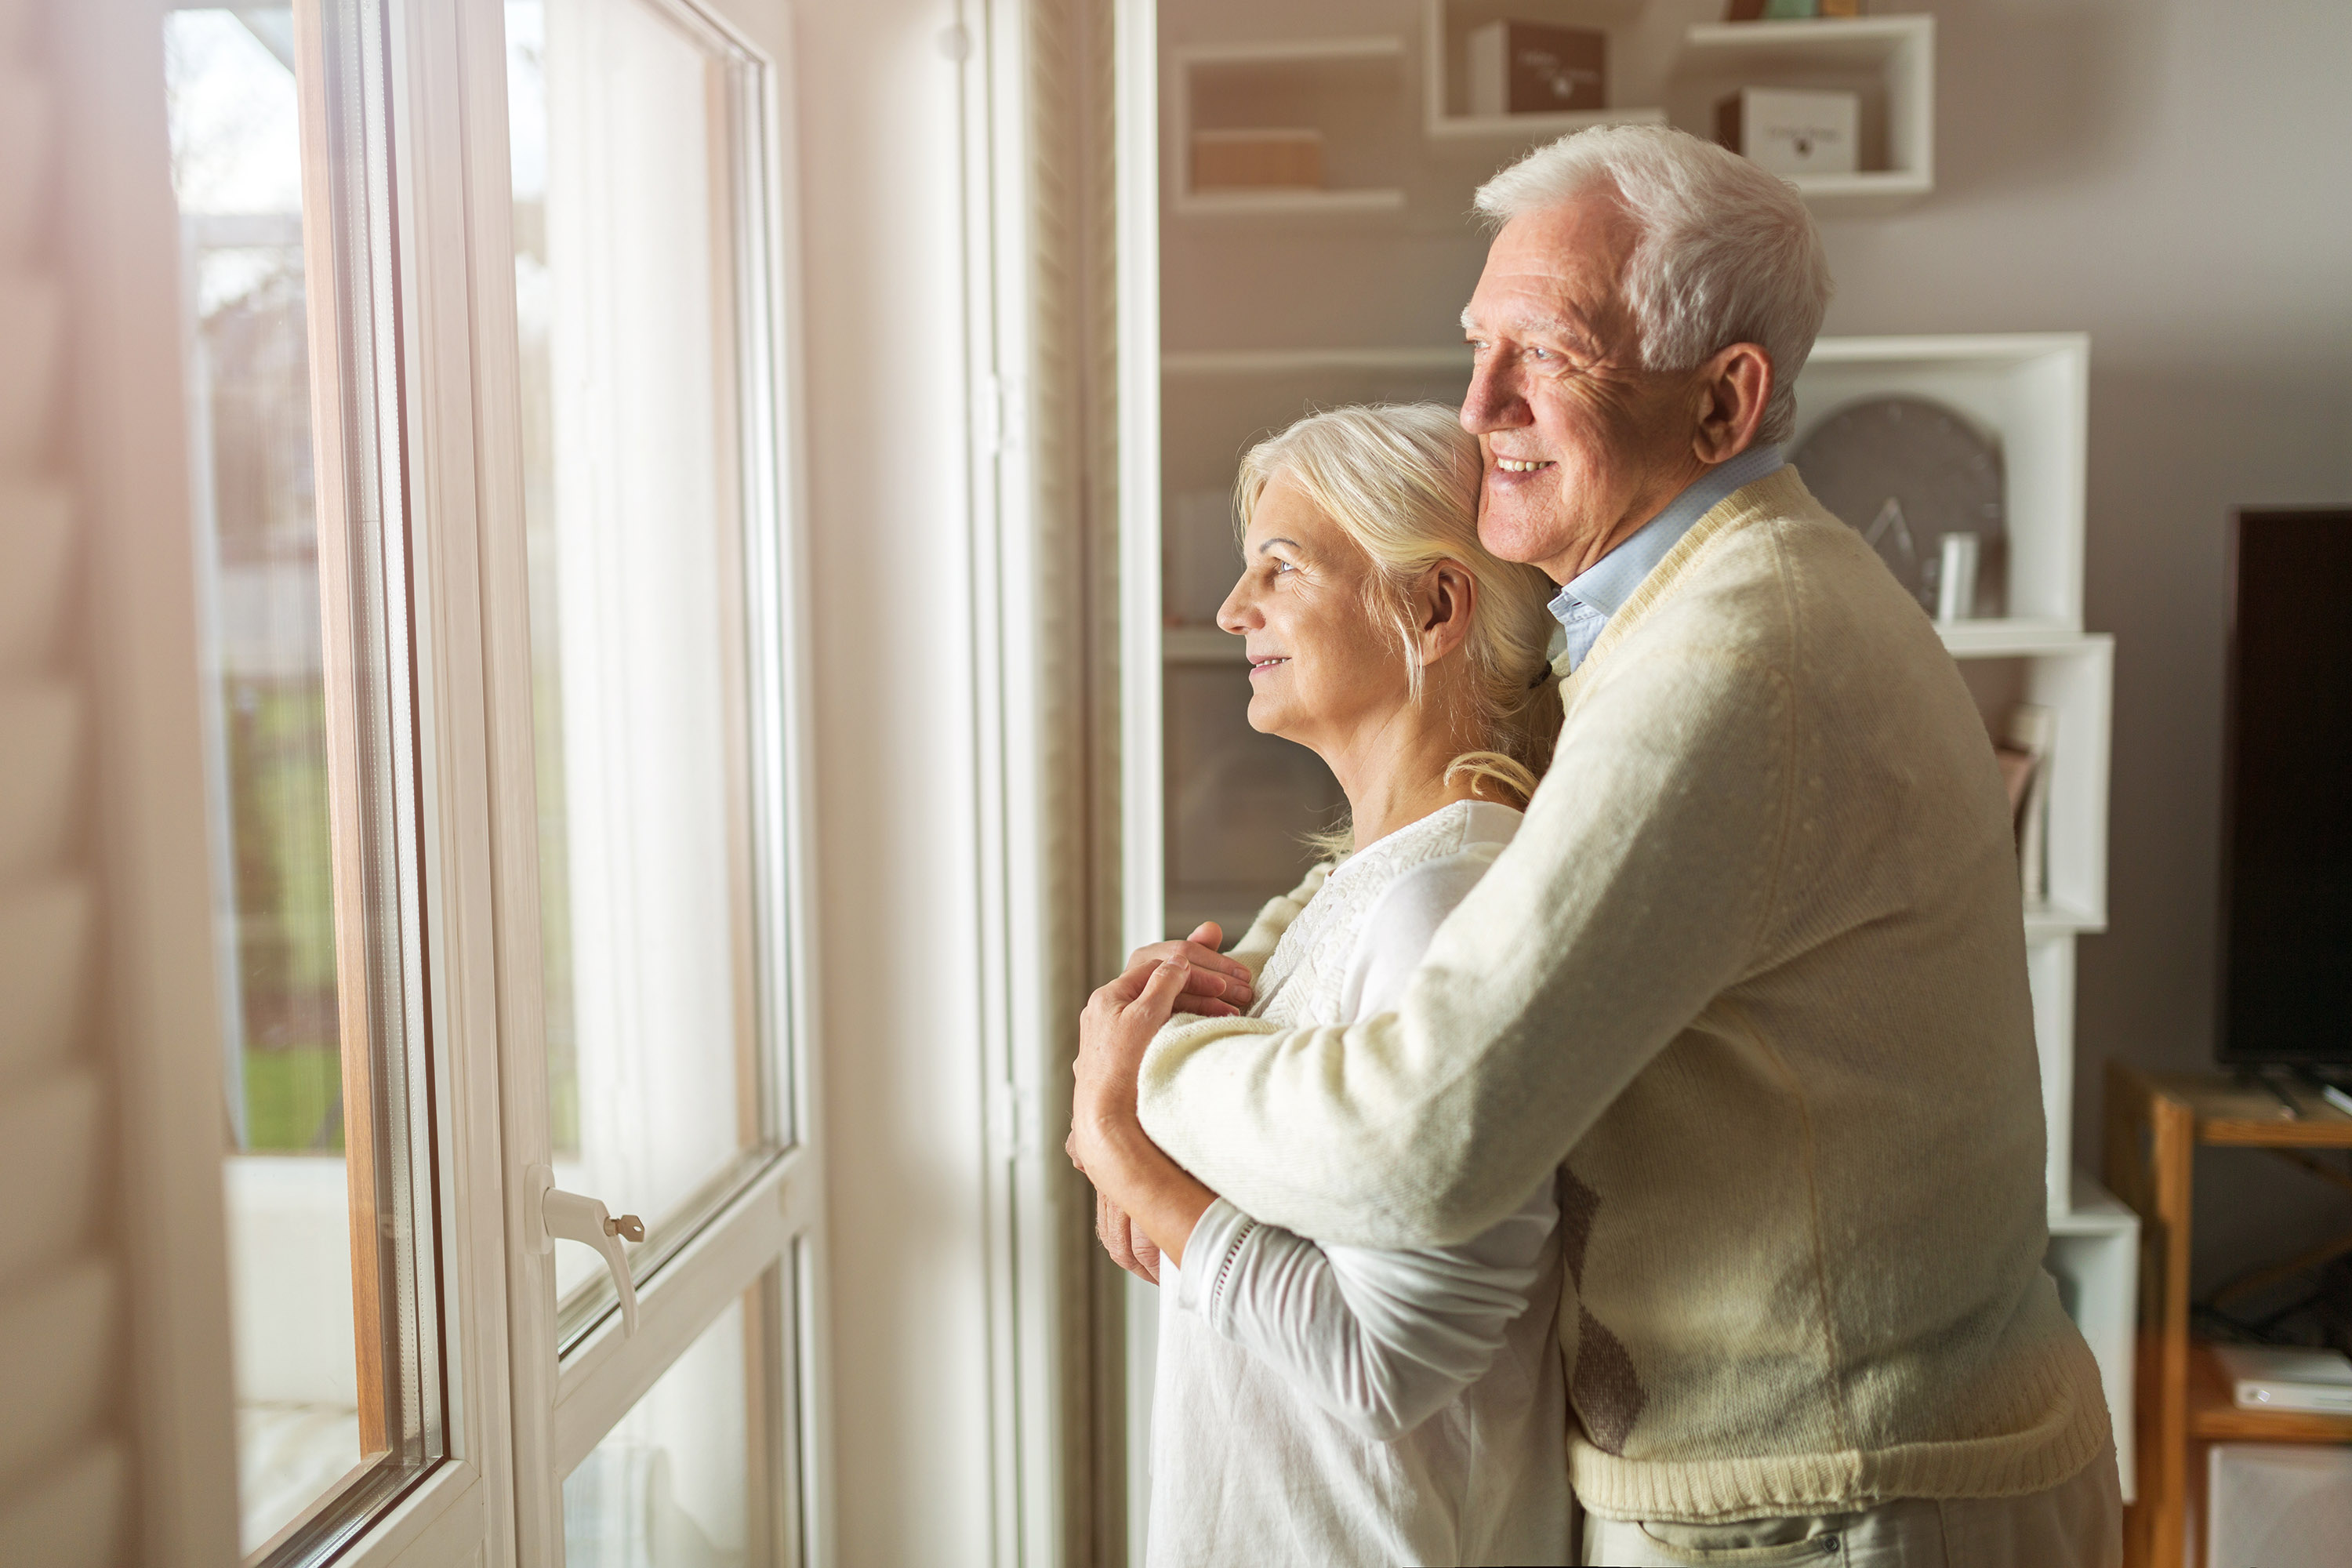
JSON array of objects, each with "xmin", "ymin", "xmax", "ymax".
[
  {"xmin": 490, "ymin": 4, "xmax": 822, "ymax": 1549},
  {"xmin": 165, "ymin": 0, "xmax": 820, "ymax": 1559},
  {"xmin": 506, "ymin": 0, "xmax": 789, "ymax": 1348},
  {"xmin": 166, "ymin": 0, "xmax": 443, "ymax": 1558}
]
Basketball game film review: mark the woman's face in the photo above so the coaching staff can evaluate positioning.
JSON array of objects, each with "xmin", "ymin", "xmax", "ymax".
[{"xmin": 1216, "ymin": 474, "xmax": 1412, "ymax": 755}]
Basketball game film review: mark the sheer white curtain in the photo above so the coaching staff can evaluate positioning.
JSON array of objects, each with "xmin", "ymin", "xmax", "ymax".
[{"xmin": 532, "ymin": 0, "xmax": 751, "ymax": 1278}]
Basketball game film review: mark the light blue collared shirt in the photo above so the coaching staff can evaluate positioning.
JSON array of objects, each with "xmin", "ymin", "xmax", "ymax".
[{"xmin": 1548, "ymin": 442, "xmax": 1786, "ymax": 672}]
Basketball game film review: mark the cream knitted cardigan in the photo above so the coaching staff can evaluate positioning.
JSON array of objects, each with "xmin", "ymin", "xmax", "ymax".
[{"xmin": 1138, "ymin": 469, "xmax": 2111, "ymax": 1524}]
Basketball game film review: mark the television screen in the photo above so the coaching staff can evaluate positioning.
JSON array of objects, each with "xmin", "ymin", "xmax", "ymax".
[{"xmin": 2217, "ymin": 507, "xmax": 2352, "ymax": 1065}]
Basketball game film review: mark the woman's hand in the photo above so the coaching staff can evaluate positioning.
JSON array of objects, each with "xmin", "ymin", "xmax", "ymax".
[{"xmin": 1130, "ymin": 922, "xmax": 1255, "ymax": 1018}]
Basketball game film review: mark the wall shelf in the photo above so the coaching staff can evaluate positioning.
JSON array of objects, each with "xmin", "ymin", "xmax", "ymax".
[
  {"xmin": 2045, "ymin": 1171, "xmax": 2140, "ymax": 1502},
  {"xmin": 2188, "ymin": 1346, "xmax": 2352, "ymax": 1444},
  {"xmin": 1937, "ymin": 619, "xmax": 2094, "ymax": 659},
  {"xmin": 1161, "ymin": 345, "xmax": 1471, "ymax": 378},
  {"xmin": 1422, "ymin": 0, "xmax": 1664, "ymax": 144},
  {"xmin": 1175, "ymin": 187, "xmax": 1407, "ymax": 219},
  {"xmin": 1680, "ymin": 15, "xmax": 1935, "ymax": 216},
  {"xmin": 1791, "ymin": 335, "xmax": 2105, "ymax": 1228},
  {"xmin": 1428, "ymin": 103, "xmax": 1668, "ymax": 143},
  {"xmin": 1171, "ymin": 36, "xmax": 1410, "ymax": 221},
  {"xmin": 1797, "ymin": 335, "xmax": 2089, "ymax": 632}
]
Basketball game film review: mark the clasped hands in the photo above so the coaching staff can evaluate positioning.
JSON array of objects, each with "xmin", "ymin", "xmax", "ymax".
[{"xmin": 1068, "ymin": 922, "xmax": 1253, "ymax": 1285}]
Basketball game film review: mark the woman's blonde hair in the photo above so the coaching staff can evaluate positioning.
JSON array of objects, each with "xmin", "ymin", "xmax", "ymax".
[{"xmin": 1234, "ymin": 403, "xmax": 1563, "ymax": 851}]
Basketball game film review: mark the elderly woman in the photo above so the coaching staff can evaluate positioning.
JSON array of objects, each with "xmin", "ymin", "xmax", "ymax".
[{"xmin": 1065, "ymin": 404, "xmax": 1573, "ymax": 1567}]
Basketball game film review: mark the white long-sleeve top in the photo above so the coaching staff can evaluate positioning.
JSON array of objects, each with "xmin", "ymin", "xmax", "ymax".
[{"xmin": 1149, "ymin": 800, "xmax": 1571, "ymax": 1568}]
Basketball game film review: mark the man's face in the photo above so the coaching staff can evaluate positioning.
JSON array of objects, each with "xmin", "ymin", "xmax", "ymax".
[{"xmin": 1459, "ymin": 191, "xmax": 1704, "ymax": 583}]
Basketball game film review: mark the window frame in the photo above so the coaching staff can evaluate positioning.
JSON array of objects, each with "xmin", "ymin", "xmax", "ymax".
[
  {"xmin": 162, "ymin": 0, "xmax": 828, "ymax": 1562},
  {"xmin": 451, "ymin": 0, "xmax": 833, "ymax": 1562}
]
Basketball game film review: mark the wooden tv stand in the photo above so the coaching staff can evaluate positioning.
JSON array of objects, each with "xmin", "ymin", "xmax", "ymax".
[{"xmin": 2104, "ymin": 1064, "xmax": 2352, "ymax": 1568}]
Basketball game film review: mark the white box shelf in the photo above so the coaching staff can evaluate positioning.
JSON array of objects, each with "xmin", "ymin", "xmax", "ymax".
[
  {"xmin": 1953, "ymin": 637, "xmax": 2114, "ymax": 934},
  {"xmin": 1423, "ymin": 0, "xmax": 1664, "ymax": 143},
  {"xmin": 1160, "ymin": 345, "xmax": 1471, "ymax": 378},
  {"xmin": 1791, "ymin": 333, "xmax": 2106, "ymax": 1232},
  {"xmin": 1171, "ymin": 37, "xmax": 1411, "ymax": 220},
  {"xmin": 2046, "ymin": 1171, "xmax": 2140, "ymax": 1501},
  {"xmin": 1795, "ymin": 334, "xmax": 2089, "ymax": 632},
  {"xmin": 1679, "ymin": 16, "xmax": 1934, "ymax": 216}
]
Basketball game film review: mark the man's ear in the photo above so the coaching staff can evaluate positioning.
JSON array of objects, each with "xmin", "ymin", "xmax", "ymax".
[
  {"xmin": 1692, "ymin": 342, "xmax": 1773, "ymax": 465},
  {"xmin": 1418, "ymin": 561, "xmax": 1479, "ymax": 662}
]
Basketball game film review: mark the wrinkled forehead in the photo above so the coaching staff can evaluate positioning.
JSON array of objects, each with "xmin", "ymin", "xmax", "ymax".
[{"xmin": 1462, "ymin": 188, "xmax": 1641, "ymax": 342}]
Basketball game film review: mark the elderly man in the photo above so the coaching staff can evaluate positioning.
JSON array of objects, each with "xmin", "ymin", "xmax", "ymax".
[{"xmin": 1078, "ymin": 125, "xmax": 2121, "ymax": 1566}]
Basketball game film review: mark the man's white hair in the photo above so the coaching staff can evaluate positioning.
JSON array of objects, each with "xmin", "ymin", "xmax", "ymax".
[{"xmin": 1473, "ymin": 124, "xmax": 1831, "ymax": 446}]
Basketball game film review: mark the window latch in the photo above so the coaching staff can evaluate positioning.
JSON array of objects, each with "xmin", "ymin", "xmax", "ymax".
[{"xmin": 528, "ymin": 1163, "xmax": 644, "ymax": 1338}]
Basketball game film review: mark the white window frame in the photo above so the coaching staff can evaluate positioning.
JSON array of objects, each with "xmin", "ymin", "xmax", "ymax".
[
  {"xmin": 458, "ymin": 0, "xmax": 832, "ymax": 1561},
  {"xmin": 191, "ymin": 0, "xmax": 833, "ymax": 1561}
]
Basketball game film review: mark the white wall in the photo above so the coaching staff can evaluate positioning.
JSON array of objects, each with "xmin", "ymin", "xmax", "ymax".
[
  {"xmin": 1810, "ymin": 0, "xmax": 2352, "ymax": 1289},
  {"xmin": 791, "ymin": 2, "xmax": 1000, "ymax": 1561}
]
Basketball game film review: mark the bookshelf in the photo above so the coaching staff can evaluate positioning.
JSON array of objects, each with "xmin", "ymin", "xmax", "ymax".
[
  {"xmin": 1676, "ymin": 15, "xmax": 1935, "ymax": 215},
  {"xmin": 2049, "ymin": 1172, "xmax": 2143, "ymax": 1503},
  {"xmin": 1170, "ymin": 37, "xmax": 1410, "ymax": 220},
  {"xmin": 1792, "ymin": 334, "xmax": 2113, "ymax": 1218}
]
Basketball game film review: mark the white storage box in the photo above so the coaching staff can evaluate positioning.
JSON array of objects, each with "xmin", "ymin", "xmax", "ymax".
[
  {"xmin": 2208, "ymin": 1443, "xmax": 2352, "ymax": 1568},
  {"xmin": 1716, "ymin": 87, "xmax": 1860, "ymax": 176}
]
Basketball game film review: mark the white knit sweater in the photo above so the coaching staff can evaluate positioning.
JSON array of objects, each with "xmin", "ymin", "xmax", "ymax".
[{"xmin": 1139, "ymin": 469, "xmax": 2111, "ymax": 1524}]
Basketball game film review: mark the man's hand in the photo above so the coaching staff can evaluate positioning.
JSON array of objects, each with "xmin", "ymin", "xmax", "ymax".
[
  {"xmin": 1095, "ymin": 1190, "xmax": 1162, "ymax": 1283},
  {"xmin": 1127, "ymin": 922, "xmax": 1254, "ymax": 1017},
  {"xmin": 1069, "ymin": 1138, "xmax": 1163, "ymax": 1283},
  {"xmin": 1068, "ymin": 956, "xmax": 1218, "ymax": 1279},
  {"xmin": 1071, "ymin": 955, "xmax": 1192, "ymax": 1160}
]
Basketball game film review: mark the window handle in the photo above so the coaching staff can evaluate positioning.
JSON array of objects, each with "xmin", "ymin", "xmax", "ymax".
[{"xmin": 528, "ymin": 1163, "xmax": 643, "ymax": 1337}]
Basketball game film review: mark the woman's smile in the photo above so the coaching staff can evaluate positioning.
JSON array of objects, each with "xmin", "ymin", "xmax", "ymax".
[{"xmin": 1247, "ymin": 653, "xmax": 1290, "ymax": 677}]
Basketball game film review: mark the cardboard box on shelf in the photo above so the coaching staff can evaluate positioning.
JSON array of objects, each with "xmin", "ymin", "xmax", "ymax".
[
  {"xmin": 1466, "ymin": 20, "xmax": 1606, "ymax": 116},
  {"xmin": 1189, "ymin": 129, "xmax": 1325, "ymax": 192}
]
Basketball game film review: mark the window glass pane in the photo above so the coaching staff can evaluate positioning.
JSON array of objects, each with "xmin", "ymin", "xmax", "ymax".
[
  {"xmin": 165, "ymin": 10, "xmax": 360, "ymax": 1554},
  {"xmin": 564, "ymin": 1290, "xmax": 764, "ymax": 1567},
  {"xmin": 169, "ymin": 2, "xmax": 441, "ymax": 1555},
  {"xmin": 506, "ymin": 0, "xmax": 776, "ymax": 1328}
]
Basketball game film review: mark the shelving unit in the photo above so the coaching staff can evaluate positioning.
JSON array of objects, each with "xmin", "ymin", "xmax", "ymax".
[
  {"xmin": 1791, "ymin": 333, "xmax": 2111, "ymax": 1216},
  {"xmin": 2104, "ymin": 1068, "xmax": 2352, "ymax": 1566},
  {"xmin": 1678, "ymin": 15, "xmax": 1934, "ymax": 214},
  {"xmin": 2049, "ymin": 1173, "xmax": 2143, "ymax": 1503},
  {"xmin": 1421, "ymin": 0, "xmax": 1665, "ymax": 143},
  {"xmin": 1798, "ymin": 335, "xmax": 2087, "ymax": 628},
  {"xmin": 1170, "ymin": 37, "xmax": 1410, "ymax": 219}
]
